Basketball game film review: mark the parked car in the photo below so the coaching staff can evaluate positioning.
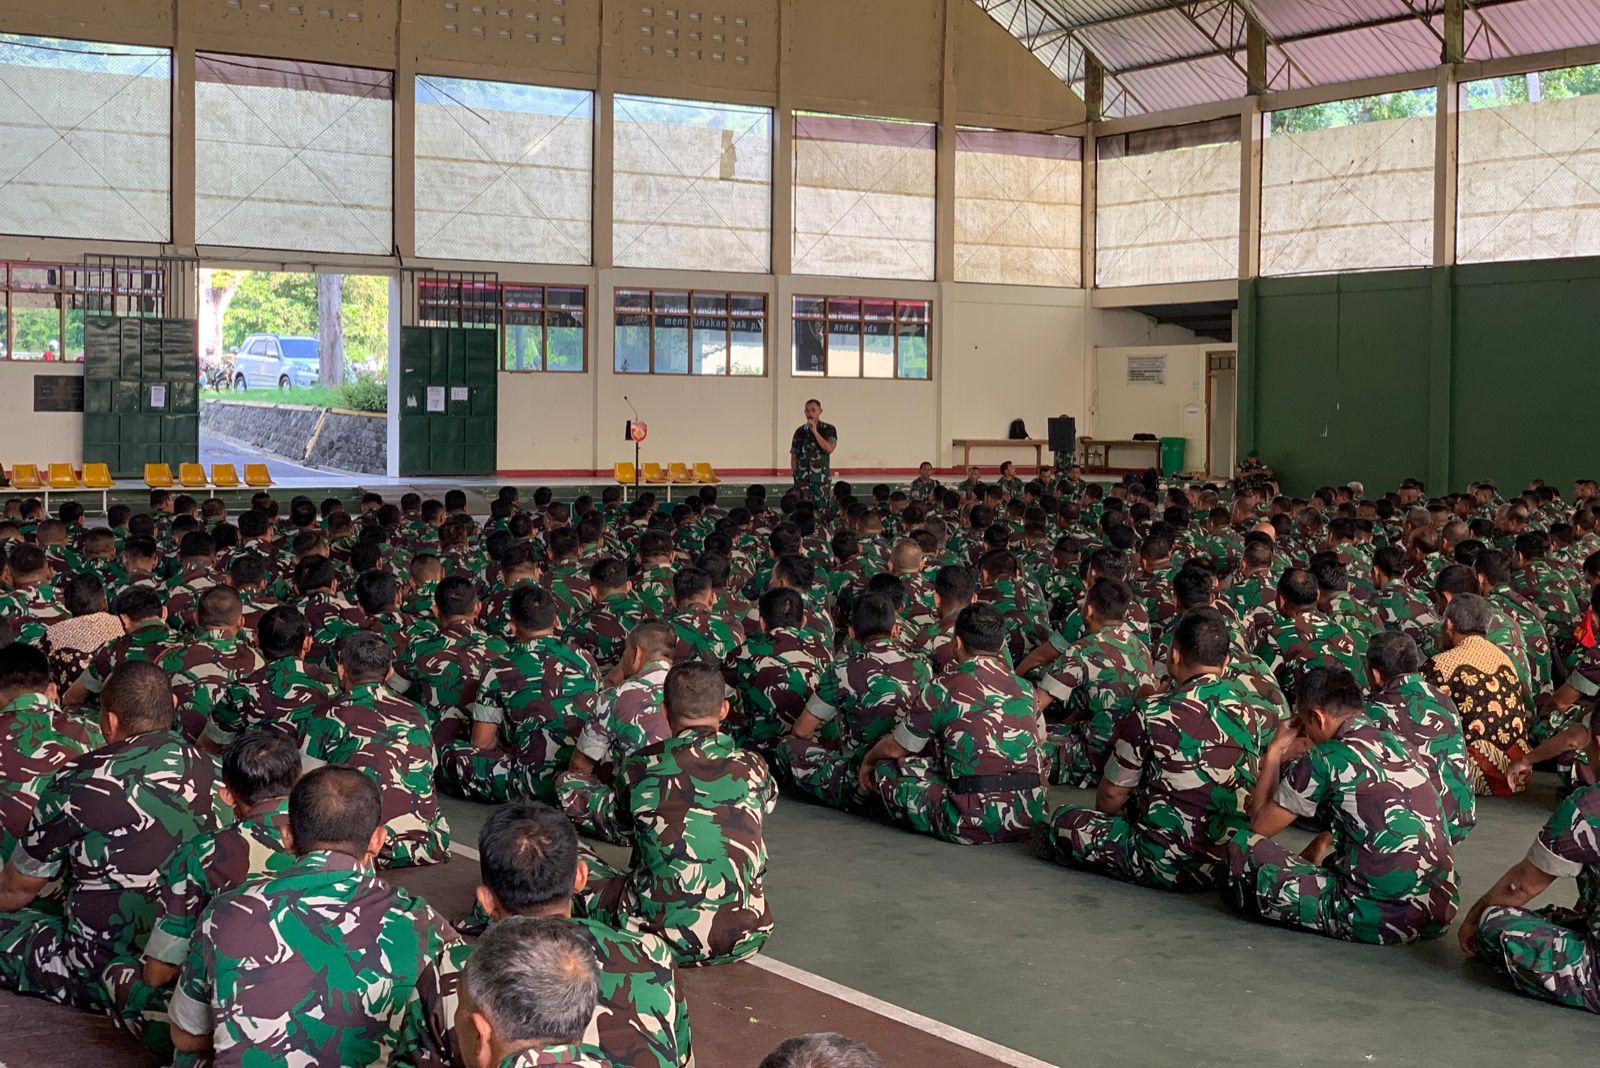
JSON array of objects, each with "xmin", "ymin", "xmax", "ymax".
[{"xmin": 231, "ymin": 334, "xmax": 321, "ymax": 390}]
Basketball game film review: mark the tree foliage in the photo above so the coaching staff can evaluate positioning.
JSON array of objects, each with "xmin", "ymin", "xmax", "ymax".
[{"xmin": 222, "ymin": 271, "xmax": 388, "ymax": 366}]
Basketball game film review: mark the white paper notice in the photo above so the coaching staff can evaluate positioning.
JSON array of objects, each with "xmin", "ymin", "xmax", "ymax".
[
  {"xmin": 450, "ymin": 387, "xmax": 468, "ymax": 402},
  {"xmin": 426, "ymin": 386, "xmax": 445, "ymax": 413},
  {"xmin": 149, "ymin": 385, "xmax": 167, "ymax": 409}
]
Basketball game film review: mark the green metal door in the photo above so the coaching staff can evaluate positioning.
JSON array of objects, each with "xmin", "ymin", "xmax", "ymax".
[
  {"xmin": 399, "ymin": 326, "xmax": 497, "ymax": 477},
  {"xmin": 83, "ymin": 317, "xmax": 198, "ymax": 477}
]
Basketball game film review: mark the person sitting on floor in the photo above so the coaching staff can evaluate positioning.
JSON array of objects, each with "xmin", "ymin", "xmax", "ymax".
[
  {"xmin": 1222, "ymin": 666, "xmax": 1458, "ymax": 946},
  {"xmin": 576, "ymin": 661, "xmax": 776, "ymax": 966},
  {"xmin": 1423, "ymin": 592, "xmax": 1533, "ymax": 796}
]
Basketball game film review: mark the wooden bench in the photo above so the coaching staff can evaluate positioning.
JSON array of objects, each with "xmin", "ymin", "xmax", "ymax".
[
  {"xmin": 1080, "ymin": 438, "xmax": 1161, "ymax": 473},
  {"xmin": 951, "ymin": 438, "xmax": 1049, "ymax": 470}
]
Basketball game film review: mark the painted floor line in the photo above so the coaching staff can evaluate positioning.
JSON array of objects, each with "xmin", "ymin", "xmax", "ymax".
[
  {"xmin": 745, "ymin": 954, "xmax": 1059, "ymax": 1068},
  {"xmin": 451, "ymin": 844, "xmax": 481, "ymax": 860}
]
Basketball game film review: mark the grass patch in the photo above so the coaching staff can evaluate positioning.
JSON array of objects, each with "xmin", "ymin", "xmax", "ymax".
[{"xmin": 205, "ymin": 385, "xmax": 386, "ymax": 412}]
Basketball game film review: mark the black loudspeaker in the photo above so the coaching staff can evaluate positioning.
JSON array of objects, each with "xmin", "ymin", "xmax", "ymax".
[{"xmin": 1047, "ymin": 416, "xmax": 1077, "ymax": 454}]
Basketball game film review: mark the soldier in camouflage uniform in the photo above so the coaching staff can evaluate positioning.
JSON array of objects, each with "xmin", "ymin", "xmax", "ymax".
[
  {"xmin": 976, "ymin": 549, "xmax": 1052, "ymax": 664},
  {"xmin": 631, "ymin": 531, "xmax": 680, "ymax": 618},
  {"xmin": 1223, "ymin": 666, "xmax": 1459, "ymax": 945},
  {"xmin": 725, "ymin": 587, "xmax": 830, "ymax": 757},
  {"xmin": 1015, "ymin": 548, "xmax": 1150, "ymax": 677},
  {"xmin": 393, "ymin": 575, "xmax": 509, "ymax": 733},
  {"xmin": 907, "ymin": 462, "xmax": 941, "ymax": 505},
  {"xmin": 577, "ymin": 662, "xmax": 776, "ymax": 966},
  {"xmin": 295, "ymin": 632, "xmax": 451, "ymax": 867},
  {"xmin": 62, "ymin": 586, "xmax": 178, "ymax": 709},
  {"xmin": 167, "ymin": 766, "xmax": 460, "ymax": 1065},
  {"xmin": 858, "ymin": 604, "xmax": 1046, "ymax": 845},
  {"xmin": 446, "ymin": 917, "xmax": 613, "ymax": 1068},
  {"xmin": 475, "ymin": 542, "xmax": 543, "ymax": 642},
  {"xmin": 666, "ymin": 565, "xmax": 745, "ymax": 665},
  {"xmin": 1365, "ymin": 631, "xmax": 1476, "ymax": 844},
  {"xmin": 0, "ymin": 662, "xmax": 221, "ymax": 1011},
  {"xmin": 780, "ymin": 591, "xmax": 930, "ymax": 809},
  {"xmin": 0, "ymin": 645, "xmax": 99, "ymax": 862},
  {"xmin": 790, "ymin": 399, "xmax": 838, "ymax": 508},
  {"xmin": 439, "ymin": 586, "xmax": 599, "ymax": 804},
  {"xmin": 557, "ymin": 622, "xmax": 675, "ymax": 844},
  {"xmin": 102, "ymin": 732, "xmax": 302, "ymax": 1057},
  {"xmin": 1477, "ymin": 551, "xmax": 1556, "ymax": 699},
  {"xmin": 157, "ymin": 585, "xmax": 266, "ymax": 744},
  {"xmin": 208, "ymin": 605, "xmax": 338, "ymax": 748},
  {"xmin": 1459, "ymin": 779, "xmax": 1600, "ymax": 1014},
  {"xmin": 1038, "ymin": 609, "xmax": 1277, "ymax": 890},
  {"xmin": 1252, "ymin": 569, "xmax": 1364, "ymax": 701},
  {"xmin": 1, "ymin": 544, "xmax": 71, "ymax": 645},
  {"xmin": 1368, "ymin": 544, "xmax": 1441, "ymax": 658},
  {"xmin": 1036, "ymin": 579, "xmax": 1156, "ymax": 788},
  {"xmin": 410, "ymin": 802, "xmax": 689, "ymax": 1068},
  {"xmin": 568, "ymin": 558, "xmax": 651, "ymax": 674}
]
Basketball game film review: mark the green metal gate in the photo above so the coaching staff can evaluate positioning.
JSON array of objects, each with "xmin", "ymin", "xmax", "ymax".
[
  {"xmin": 398, "ymin": 325, "xmax": 498, "ymax": 476},
  {"xmin": 83, "ymin": 316, "xmax": 198, "ymax": 477}
]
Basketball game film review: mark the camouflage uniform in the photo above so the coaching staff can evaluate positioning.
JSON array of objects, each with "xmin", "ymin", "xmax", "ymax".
[
  {"xmin": 568, "ymin": 593, "xmax": 651, "ymax": 673},
  {"xmin": 1367, "ymin": 673, "xmax": 1477, "ymax": 844},
  {"xmin": 75, "ymin": 620, "xmax": 181, "ymax": 702},
  {"xmin": 297, "ymin": 683, "xmax": 451, "ymax": 867},
  {"xmin": 1252, "ymin": 610, "xmax": 1364, "ymax": 700},
  {"xmin": 1222, "ymin": 715, "xmax": 1459, "ymax": 945},
  {"xmin": 557, "ymin": 662, "xmax": 672, "ymax": 844},
  {"xmin": 0, "ymin": 730, "xmax": 221, "ymax": 1010},
  {"xmin": 438, "ymin": 637, "xmax": 599, "ymax": 803},
  {"xmin": 476, "ymin": 578, "xmax": 540, "ymax": 642},
  {"xmin": 1038, "ymin": 672, "xmax": 1276, "ymax": 890},
  {"xmin": 208, "ymin": 656, "xmax": 339, "ymax": 748},
  {"xmin": 167, "ymin": 849, "xmax": 458, "ymax": 1066},
  {"xmin": 871, "ymin": 653, "xmax": 1046, "ymax": 845},
  {"xmin": 102, "ymin": 796, "xmax": 296, "ymax": 1054},
  {"xmin": 779, "ymin": 637, "xmax": 931, "ymax": 810},
  {"xmin": 394, "ymin": 619, "xmax": 509, "ymax": 725},
  {"xmin": 723, "ymin": 625, "xmax": 830, "ymax": 756},
  {"xmin": 0, "ymin": 693, "xmax": 99, "ymax": 861},
  {"xmin": 978, "ymin": 578, "xmax": 1053, "ymax": 664},
  {"xmin": 1475, "ymin": 784, "xmax": 1600, "ymax": 1013},
  {"xmin": 632, "ymin": 565, "xmax": 678, "ymax": 618},
  {"xmin": 1038, "ymin": 622, "xmax": 1155, "ymax": 787},
  {"xmin": 1369, "ymin": 580, "xmax": 1442, "ymax": 658},
  {"xmin": 157, "ymin": 630, "xmax": 266, "ymax": 744},
  {"xmin": 667, "ymin": 604, "xmax": 745, "ymax": 666},
  {"xmin": 577, "ymin": 727, "xmax": 776, "ymax": 965},
  {"xmin": 790, "ymin": 420, "xmax": 837, "ymax": 506},
  {"xmin": 412, "ymin": 916, "xmax": 689, "ymax": 1068}
]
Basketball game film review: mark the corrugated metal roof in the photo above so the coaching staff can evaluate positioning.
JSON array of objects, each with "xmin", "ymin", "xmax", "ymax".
[{"xmin": 975, "ymin": 0, "xmax": 1600, "ymax": 117}]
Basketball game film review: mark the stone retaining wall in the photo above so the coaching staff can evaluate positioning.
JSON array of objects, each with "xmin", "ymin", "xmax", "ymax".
[{"xmin": 201, "ymin": 400, "xmax": 387, "ymax": 475}]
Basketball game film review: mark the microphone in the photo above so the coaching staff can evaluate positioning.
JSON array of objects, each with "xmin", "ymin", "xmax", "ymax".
[{"xmin": 623, "ymin": 395, "xmax": 640, "ymax": 420}]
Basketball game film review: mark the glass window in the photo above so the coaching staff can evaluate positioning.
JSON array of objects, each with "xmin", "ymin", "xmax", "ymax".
[
  {"xmin": 196, "ymin": 53, "xmax": 393, "ymax": 254},
  {"xmin": 415, "ymin": 76, "xmax": 593, "ymax": 265},
  {"xmin": 1096, "ymin": 118, "xmax": 1240, "ymax": 287},
  {"xmin": 614, "ymin": 94, "xmax": 772, "ymax": 272},
  {"xmin": 0, "ymin": 34, "xmax": 171, "ymax": 242},
  {"xmin": 1261, "ymin": 90, "xmax": 1436, "ymax": 276},
  {"xmin": 614, "ymin": 289, "xmax": 767, "ymax": 375},
  {"xmin": 495, "ymin": 284, "xmax": 587, "ymax": 372},
  {"xmin": 792, "ymin": 295, "xmax": 932, "ymax": 379},
  {"xmin": 0, "ymin": 262, "xmax": 161, "ymax": 362},
  {"xmin": 793, "ymin": 113, "xmax": 936, "ymax": 280},
  {"xmin": 1459, "ymin": 64, "xmax": 1600, "ymax": 264},
  {"xmin": 955, "ymin": 128, "xmax": 1083, "ymax": 286}
]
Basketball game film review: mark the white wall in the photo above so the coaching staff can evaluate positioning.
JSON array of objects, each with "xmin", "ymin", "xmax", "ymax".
[
  {"xmin": 1090, "ymin": 342, "xmax": 1216, "ymax": 473},
  {"xmin": 0, "ymin": 363, "xmax": 84, "ymax": 466}
]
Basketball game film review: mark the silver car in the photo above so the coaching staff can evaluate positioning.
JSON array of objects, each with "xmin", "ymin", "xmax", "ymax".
[{"xmin": 231, "ymin": 334, "xmax": 321, "ymax": 390}]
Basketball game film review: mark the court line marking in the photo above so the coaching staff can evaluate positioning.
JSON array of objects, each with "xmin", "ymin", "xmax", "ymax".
[
  {"xmin": 450, "ymin": 843, "xmax": 1055, "ymax": 1066},
  {"xmin": 745, "ymin": 954, "xmax": 1058, "ymax": 1068}
]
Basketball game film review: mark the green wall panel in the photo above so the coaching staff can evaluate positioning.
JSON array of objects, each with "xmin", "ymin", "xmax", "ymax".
[
  {"xmin": 82, "ymin": 317, "xmax": 197, "ymax": 477},
  {"xmin": 399, "ymin": 325, "xmax": 497, "ymax": 476}
]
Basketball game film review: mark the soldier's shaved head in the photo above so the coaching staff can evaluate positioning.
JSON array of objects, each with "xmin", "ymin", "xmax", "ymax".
[
  {"xmin": 461, "ymin": 916, "xmax": 597, "ymax": 1056},
  {"xmin": 289, "ymin": 765, "xmax": 382, "ymax": 857},
  {"xmin": 197, "ymin": 585, "xmax": 245, "ymax": 629},
  {"xmin": 102, "ymin": 660, "xmax": 175, "ymax": 736},
  {"xmin": 954, "ymin": 603, "xmax": 1005, "ymax": 656},
  {"xmin": 338, "ymin": 630, "xmax": 393, "ymax": 683},
  {"xmin": 222, "ymin": 732, "xmax": 302, "ymax": 806},
  {"xmin": 761, "ymin": 1033, "xmax": 886, "ymax": 1068},
  {"xmin": 0, "ymin": 643, "xmax": 50, "ymax": 704},
  {"xmin": 626, "ymin": 620, "xmax": 676, "ymax": 665},
  {"xmin": 889, "ymin": 539, "xmax": 924, "ymax": 573},
  {"xmin": 663, "ymin": 662, "xmax": 726, "ymax": 725},
  {"xmin": 478, "ymin": 802, "xmax": 579, "ymax": 915}
]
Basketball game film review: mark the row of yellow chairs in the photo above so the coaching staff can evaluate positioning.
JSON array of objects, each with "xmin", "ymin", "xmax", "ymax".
[
  {"xmin": 10, "ymin": 463, "xmax": 116, "ymax": 493},
  {"xmin": 144, "ymin": 463, "xmax": 274, "ymax": 491},
  {"xmin": 614, "ymin": 462, "xmax": 719, "ymax": 486}
]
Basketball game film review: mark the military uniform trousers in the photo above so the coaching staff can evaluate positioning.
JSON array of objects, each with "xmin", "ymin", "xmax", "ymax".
[
  {"xmin": 870, "ymin": 756, "xmax": 1045, "ymax": 845},
  {"xmin": 1036, "ymin": 804, "xmax": 1220, "ymax": 891},
  {"xmin": 1478, "ymin": 905, "xmax": 1600, "ymax": 1014}
]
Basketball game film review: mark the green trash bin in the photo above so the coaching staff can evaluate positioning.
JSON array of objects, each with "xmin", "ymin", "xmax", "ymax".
[{"xmin": 1159, "ymin": 437, "xmax": 1187, "ymax": 477}]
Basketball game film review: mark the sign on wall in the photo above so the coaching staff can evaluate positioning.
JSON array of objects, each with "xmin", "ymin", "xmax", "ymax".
[
  {"xmin": 33, "ymin": 376, "xmax": 84, "ymax": 413},
  {"xmin": 1127, "ymin": 354, "xmax": 1166, "ymax": 384}
]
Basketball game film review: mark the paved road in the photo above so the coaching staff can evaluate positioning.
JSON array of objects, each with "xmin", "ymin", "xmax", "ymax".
[{"xmin": 198, "ymin": 432, "xmax": 349, "ymax": 482}]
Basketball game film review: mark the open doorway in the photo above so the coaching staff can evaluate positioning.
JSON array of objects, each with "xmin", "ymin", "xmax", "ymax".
[
  {"xmin": 1207, "ymin": 350, "xmax": 1237, "ymax": 479},
  {"xmin": 197, "ymin": 269, "xmax": 390, "ymax": 479}
]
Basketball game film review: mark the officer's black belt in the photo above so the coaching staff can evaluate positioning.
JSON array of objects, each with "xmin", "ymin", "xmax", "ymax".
[{"xmin": 951, "ymin": 772, "xmax": 1041, "ymax": 794}]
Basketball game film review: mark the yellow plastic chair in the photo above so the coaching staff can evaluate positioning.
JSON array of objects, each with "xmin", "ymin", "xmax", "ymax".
[
  {"xmin": 694, "ymin": 462, "xmax": 719, "ymax": 484},
  {"xmin": 244, "ymin": 463, "xmax": 274, "ymax": 488},
  {"xmin": 11, "ymin": 464, "xmax": 42, "ymax": 491},
  {"xmin": 211, "ymin": 464, "xmax": 241, "ymax": 489},
  {"xmin": 669, "ymin": 462, "xmax": 694, "ymax": 484},
  {"xmin": 81, "ymin": 462, "xmax": 114, "ymax": 511},
  {"xmin": 614, "ymin": 462, "xmax": 637, "ymax": 485},
  {"xmin": 179, "ymin": 463, "xmax": 209, "ymax": 490},
  {"xmin": 143, "ymin": 464, "xmax": 175, "ymax": 489},
  {"xmin": 47, "ymin": 463, "xmax": 80, "ymax": 490},
  {"xmin": 642, "ymin": 463, "xmax": 669, "ymax": 484}
]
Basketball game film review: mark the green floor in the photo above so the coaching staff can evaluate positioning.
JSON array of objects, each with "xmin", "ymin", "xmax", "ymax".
[{"xmin": 443, "ymin": 775, "xmax": 1596, "ymax": 1067}]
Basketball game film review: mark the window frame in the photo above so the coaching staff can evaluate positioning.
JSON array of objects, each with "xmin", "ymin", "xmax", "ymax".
[
  {"xmin": 499, "ymin": 283, "xmax": 589, "ymax": 373},
  {"xmin": 790, "ymin": 293, "xmax": 933, "ymax": 381},
  {"xmin": 612, "ymin": 288, "xmax": 769, "ymax": 377},
  {"xmin": 0, "ymin": 262, "xmax": 165, "ymax": 363}
]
